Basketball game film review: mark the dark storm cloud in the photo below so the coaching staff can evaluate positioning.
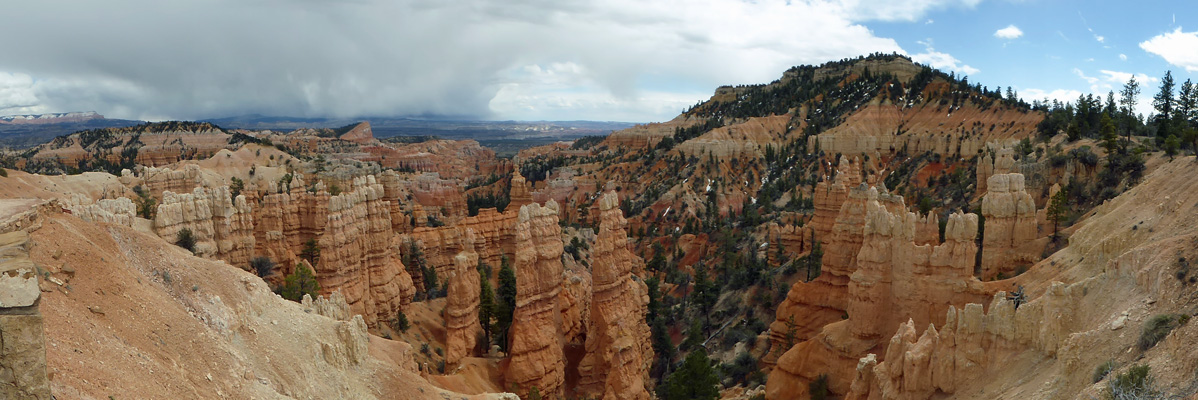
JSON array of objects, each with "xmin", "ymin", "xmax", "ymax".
[{"xmin": 0, "ymin": 0, "xmax": 982, "ymax": 121}]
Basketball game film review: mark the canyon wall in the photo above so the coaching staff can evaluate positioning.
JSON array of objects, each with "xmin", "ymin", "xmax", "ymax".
[
  {"xmin": 577, "ymin": 192, "xmax": 653, "ymax": 400},
  {"xmin": 980, "ymin": 173, "xmax": 1039, "ymax": 280},
  {"xmin": 154, "ymin": 186, "xmax": 256, "ymax": 269},
  {"xmin": 315, "ymin": 175, "xmax": 415, "ymax": 328},
  {"xmin": 767, "ymin": 193, "xmax": 992, "ymax": 399},
  {"xmin": 505, "ymin": 200, "xmax": 566, "ymax": 398},
  {"xmin": 445, "ymin": 229, "xmax": 482, "ymax": 367},
  {"xmin": 846, "ymin": 282, "xmax": 1082, "ymax": 400}
]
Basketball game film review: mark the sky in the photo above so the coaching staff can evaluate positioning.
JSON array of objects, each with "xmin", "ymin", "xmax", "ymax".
[{"xmin": 0, "ymin": 0, "xmax": 1194, "ymax": 123}]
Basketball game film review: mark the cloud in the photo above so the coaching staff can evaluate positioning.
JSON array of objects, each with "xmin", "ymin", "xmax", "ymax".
[
  {"xmin": 910, "ymin": 41, "xmax": 979, "ymax": 76},
  {"xmin": 1140, "ymin": 28, "xmax": 1198, "ymax": 72},
  {"xmin": 994, "ymin": 25, "xmax": 1023, "ymax": 39},
  {"xmin": 1119, "ymin": 54, "xmax": 1128, "ymax": 61},
  {"xmin": 0, "ymin": 0, "xmax": 958, "ymax": 122},
  {"xmin": 1021, "ymin": 88, "xmax": 1083, "ymax": 105}
]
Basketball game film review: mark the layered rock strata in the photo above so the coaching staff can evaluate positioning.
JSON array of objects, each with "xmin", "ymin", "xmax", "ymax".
[
  {"xmin": 67, "ymin": 197, "xmax": 136, "ymax": 227},
  {"xmin": 846, "ymin": 283, "xmax": 1081, "ymax": 400},
  {"xmin": 154, "ymin": 186, "xmax": 256, "ymax": 268},
  {"xmin": 509, "ymin": 171, "xmax": 533, "ymax": 209},
  {"xmin": 404, "ymin": 208, "xmax": 518, "ymax": 282},
  {"xmin": 980, "ymin": 173, "xmax": 1039, "ymax": 280},
  {"xmin": 577, "ymin": 192, "xmax": 653, "ymax": 400},
  {"xmin": 767, "ymin": 196, "xmax": 991, "ymax": 399},
  {"xmin": 316, "ymin": 175, "xmax": 415, "ymax": 328},
  {"xmin": 505, "ymin": 201, "xmax": 566, "ymax": 398},
  {"xmin": 445, "ymin": 229, "xmax": 482, "ymax": 367}
]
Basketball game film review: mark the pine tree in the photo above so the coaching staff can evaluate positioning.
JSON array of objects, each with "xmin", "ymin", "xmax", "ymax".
[
  {"xmin": 300, "ymin": 238, "xmax": 321, "ymax": 266},
  {"xmin": 1179, "ymin": 79, "xmax": 1197, "ymax": 128},
  {"xmin": 1120, "ymin": 75, "xmax": 1141, "ymax": 148},
  {"xmin": 1153, "ymin": 70, "xmax": 1176, "ymax": 139},
  {"xmin": 281, "ymin": 262, "xmax": 321, "ymax": 302},
  {"xmin": 495, "ymin": 257, "xmax": 517, "ymax": 351},
  {"xmin": 663, "ymin": 349, "xmax": 720, "ymax": 400},
  {"xmin": 1047, "ymin": 188, "xmax": 1069, "ymax": 240},
  {"xmin": 479, "ymin": 275, "xmax": 495, "ymax": 348}
]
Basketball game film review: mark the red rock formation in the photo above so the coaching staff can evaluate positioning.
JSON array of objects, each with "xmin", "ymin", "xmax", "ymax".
[
  {"xmin": 807, "ymin": 101, "xmax": 1040, "ymax": 158},
  {"xmin": 767, "ymin": 184, "xmax": 877, "ymax": 362},
  {"xmin": 404, "ymin": 208, "xmax": 518, "ymax": 285},
  {"xmin": 767, "ymin": 200, "xmax": 991, "ymax": 399},
  {"xmin": 140, "ymin": 165, "xmax": 203, "ymax": 199},
  {"xmin": 810, "ymin": 156, "xmax": 862, "ymax": 241},
  {"xmin": 505, "ymin": 200, "xmax": 566, "ymax": 398},
  {"xmin": 578, "ymin": 192, "xmax": 653, "ymax": 400},
  {"xmin": 980, "ymin": 173, "xmax": 1039, "ymax": 280},
  {"xmin": 509, "ymin": 171, "xmax": 533, "ymax": 209},
  {"xmin": 445, "ymin": 229, "xmax": 482, "ymax": 367},
  {"xmin": 316, "ymin": 175, "xmax": 414, "ymax": 328},
  {"xmin": 339, "ymin": 121, "xmax": 376, "ymax": 144},
  {"xmin": 767, "ymin": 222, "xmax": 813, "ymax": 266}
]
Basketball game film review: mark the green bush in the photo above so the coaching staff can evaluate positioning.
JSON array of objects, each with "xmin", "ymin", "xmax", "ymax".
[
  {"xmin": 1138, "ymin": 314, "xmax": 1180, "ymax": 350},
  {"xmin": 1109, "ymin": 364, "xmax": 1154, "ymax": 399},
  {"xmin": 1093, "ymin": 360, "xmax": 1116, "ymax": 383},
  {"xmin": 175, "ymin": 228, "xmax": 196, "ymax": 253},
  {"xmin": 250, "ymin": 256, "xmax": 276, "ymax": 278},
  {"xmin": 395, "ymin": 310, "xmax": 410, "ymax": 332},
  {"xmin": 809, "ymin": 374, "xmax": 830, "ymax": 400}
]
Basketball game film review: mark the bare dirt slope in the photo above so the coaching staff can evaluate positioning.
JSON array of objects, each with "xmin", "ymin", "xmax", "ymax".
[
  {"xmin": 956, "ymin": 156, "xmax": 1198, "ymax": 399},
  {"xmin": 28, "ymin": 211, "xmax": 499, "ymax": 399}
]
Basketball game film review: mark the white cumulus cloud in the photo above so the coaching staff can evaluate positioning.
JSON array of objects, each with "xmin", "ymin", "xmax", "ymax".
[
  {"xmin": 910, "ymin": 41, "xmax": 979, "ymax": 76},
  {"xmin": 994, "ymin": 25, "xmax": 1023, "ymax": 39},
  {"xmin": 1140, "ymin": 28, "xmax": 1198, "ymax": 72}
]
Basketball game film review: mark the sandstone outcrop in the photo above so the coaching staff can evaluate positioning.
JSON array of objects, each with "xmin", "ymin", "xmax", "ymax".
[
  {"xmin": 810, "ymin": 156, "xmax": 862, "ymax": 241},
  {"xmin": 66, "ymin": 196, "xmax": 136, "ymax": 227},
  {"xmin": 139, "ymin": 164, "xmax": 203, "ymax": 199},
  {"xmin": 509, "ymin": 171, "xmax": 533, "ymax": 209},
  {"xmin": 445, "ymin": 229, "xmax": 482, "ymax": 367},
  {"xmin": 980, "ymin": 173, "xmax": 1039, "ymax": 280},
  {"xmin": 505, "ymin": 200, "xmax": 566, "ymax": 398},
  {"xmin": 768, "ymin": 182, "xmax": 876, "ymax": 361},
  {"xmin": 0, "ymin": 231, "xmax": 50, "ymax": 399},
  {"xmin": 316, "ymin": 175, "xmax": 415, "ymax": 328},
  {"xmin": 767, "ymin": 194, "xmax": 991, "ymax": 399},
  {"xmin": 404, "ymin": 208, "xmax": 518, "ymax": 283},
  {"xmin": 767, "ymin": 222, "xmax": 813, "ymax": 266},
  {"xmin": 807, "ymin": 101, "xmax": 1039, "ymax": 158},
  {"xmin": 154, "ymin": 186, "xmax": 256, "ymax": 268},
  {"xmin": 578, "ymin": 192, "xmax": 653, "ymax": 400},
  {"xmin": 975, "ymin": 145, "xmax": 1015, "ymax": 196},
  {"xmin": 846, "ymin": 283, "xmax": 1082, "ymax": 400}
]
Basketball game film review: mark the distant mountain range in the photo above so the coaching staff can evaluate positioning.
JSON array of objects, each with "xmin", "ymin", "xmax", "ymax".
[{"xmin": 0, "ymin": 112, "xmax": 637, "ymax": 149}]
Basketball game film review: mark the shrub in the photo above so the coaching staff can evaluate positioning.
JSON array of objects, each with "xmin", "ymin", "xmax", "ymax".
[
  {"xmin": 395, "ymin": 310, "xmax": 410, "ymax": 332},
  {"xmin": 1138, "ymin": 314, "xmax": 1180, "ymax": 350},
  {"xmin": 1109, "ymin": 364, "xmax": 1155, "ymax": 399},
  {"xmin": 809, "ymin": 374, "xmax": 830, "ymax": 400},
  {"xmin": 1093, "ymin": 360, "xmax": 1116, "ymax": 383},
  {"xmin": 175, "ymin": 228, "xmax": 196, "ymax": 253},
  {"xmin": 0, "ymin": 167, "xmax": 7, "ymax": 177},
  {"xmin": 250, "ymin": 256, "xmax": 276, "ymax": 278}
]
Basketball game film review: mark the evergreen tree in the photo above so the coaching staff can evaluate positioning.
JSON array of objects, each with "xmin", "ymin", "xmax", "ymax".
[
  {"xmin": 1047, "ymin": 188, "xmax": 1069, "ymax": 240},
  {"xmin": 663, "ymin": 349, "xmax": 720, "ymax": 400},
  {"xmin": 300, "ymin": 238, "xmax": 321, "ymax": 266},
  {"xmin": 1120, "ymin": 75, "xmax": 1141, "ymax": 148},
  {"xmin": 1154, "ymin": 71, "xmax": 1177, "ymax": 139},
  {"xmin": 1101, "ymin": 114, "xmax": 1120, "ymax": 157},
  {"xmin": 495, "ymin": 257, "xmax": 517, "ymax": 351},
  {"xmin": 1179, "ymin": 79, "xmax": 1197, "ymax": 130},
  {"xmin": 175, "ymin": 228, "xmax": 196, "ymax": 253},
  {"xmin": 281, "ymin": 262, "xmax": 321, "ymax": 302},
  {"xmin": 479, "ymin": 275, "xmax": 495, "ymax": 347}
]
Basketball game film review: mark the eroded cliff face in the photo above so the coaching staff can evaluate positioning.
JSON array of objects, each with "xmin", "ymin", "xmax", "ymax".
[
  {"xmin": 810, "ymin": 156, "xmax": 862, "ymax": 241},
  {"xmin": 807, "ymin": 101, "xmax": 1039, "ymax": 158},
  {"xmin": 980, "ymin": 173, "xmax": 1039, "ymax": 280},
  {"xmin": 505, "ymin": 200, "xmax": 566, "ymax": 398},
  {"xmin": 767, "ymin": 191, "xmax": 992, "ymax": 399},
  {"xmin": 768, "ymin": 182, "xmax": 876, "ymax": 361},
  {"xmin": 509, "ymin": 171, "xmax": 533, "ymax": 210},
  {"xmin": 577, "ymin": 192, "xmax": 653, "ymax": 400},
  {"xmin": 846, "ymin": 283, "xmax": 1082, "ymax": 400},
  {"xmin": 404, "ymin": 208, "xmax": 519, "ymax": 286},
  {"xmin": 0, "ymin": 230, "xmax": 50, "ymax": 399},
  {"xmin": 315, "ymin": 175, "xmax": 415, "ymax": 328},
  {"xmin": 153, "ymin": 186, "xmax": 256, "ymax": 268},
  {"xmin": 445, "ymin": 230, "xmax": 482, "ymax": 368}
]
